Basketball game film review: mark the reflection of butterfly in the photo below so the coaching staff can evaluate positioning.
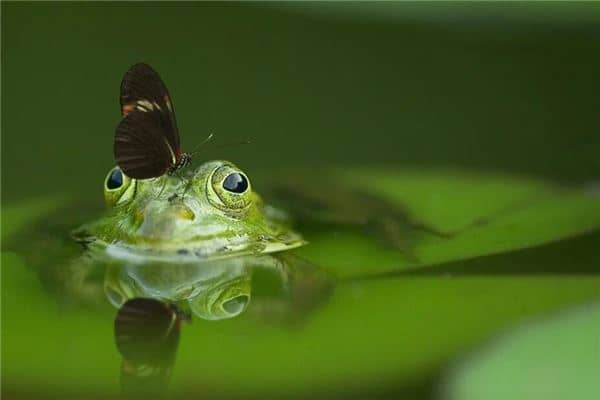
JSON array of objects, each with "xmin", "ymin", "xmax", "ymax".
[
  {"xmin": 114, "ymin": 298, "xmax": 186, "ymax": 397},
  {"xmin": 115, "ymin": 63, "xmax": 191, "ymax": 179},
  {"xmin": 114, "ymin": 298, "xmax": 184, "ymax": 365}
]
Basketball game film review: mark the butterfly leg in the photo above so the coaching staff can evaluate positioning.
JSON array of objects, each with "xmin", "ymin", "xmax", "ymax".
[
  {"xmin": 153, "ymin": 177, "xmax": 168, "ymax": 199},
  {"xmin": 172, "ymin": 171, "xmax": 192, "ymax": 200}
]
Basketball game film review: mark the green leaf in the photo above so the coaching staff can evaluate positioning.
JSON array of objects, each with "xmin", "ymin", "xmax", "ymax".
[
  {"xmin": 295, "ymin": 169, "xmax": 600, "ymax": 277},
  {"xmin": 443, "ymin": 302, "xmax": 600, "ymax": 400}
]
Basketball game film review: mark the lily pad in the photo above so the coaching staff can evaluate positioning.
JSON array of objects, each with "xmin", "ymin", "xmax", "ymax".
[
  {"xmin": 291, "ymin": 168, "xmax": 600, "ymax": 277},
  {"xmin": 442, "ymin": 302, "xmax": 600, "ymax": 400}
]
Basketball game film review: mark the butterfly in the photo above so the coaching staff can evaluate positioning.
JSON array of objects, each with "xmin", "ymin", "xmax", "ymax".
[{"xmin": 114, "ymin": 63, "xmax": 191, "ymax": 179}]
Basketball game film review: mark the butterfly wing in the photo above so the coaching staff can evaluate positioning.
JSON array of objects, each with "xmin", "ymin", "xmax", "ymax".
[
  {"xmin": 115, "ymin": 109, "xmax": 177, "ymax": 179},
  {"xmin": 119, "ymin": 63, "xmax": 180, "ymax": 153}
]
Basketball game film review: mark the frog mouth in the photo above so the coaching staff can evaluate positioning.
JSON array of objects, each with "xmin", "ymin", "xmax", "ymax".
[{"xmin": 102, "ymin": 233, "xmax": 306, "ymax": 264}]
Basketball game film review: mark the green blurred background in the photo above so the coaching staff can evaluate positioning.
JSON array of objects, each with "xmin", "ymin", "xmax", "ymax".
[
  {"xmin": 3, "ymin": 2, "xmax": 600, "ymax": 203},
  {"xmin": 3, "ymin": 2, "xmax": 600, "ymax": 400}
]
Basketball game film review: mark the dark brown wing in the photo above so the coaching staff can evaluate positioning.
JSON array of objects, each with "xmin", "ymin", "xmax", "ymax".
[
  {"xmin": 114, "ymin": 298, "xmax": 181, "ymax": 363},
  {"xmin": 119, "ymin": 63, "xmax": 180, "ymax": 152},
  {"xmin": 115, "ymin": 109, "xmax": 176, "ymax": 179},
  {"xmin": 115, "ymin": 298, "xmax": 181, "ymax": 397}
]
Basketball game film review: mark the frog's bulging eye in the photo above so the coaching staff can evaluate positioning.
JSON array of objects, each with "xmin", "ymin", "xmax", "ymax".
[
  {"xmin": 222, "ymin": 295, "xmax": 249, "ymax": 314},
  {"xmin": 208, "ymin": 164, "xmax": 253, "ymax": 213},
  {"xmin": 223, "ymin": 173, "xmax": 248, "ymax": 193},
  {"xmin": 188, "ymin": 275, "xmax": 251, "ymax": 320},
  {"xmin": 107, "ymin": 168, "xmax": 124, "ymax": 189},
  {"xmin": 104, "ymin": 166, "xmax": 135, "ymax": 207}
]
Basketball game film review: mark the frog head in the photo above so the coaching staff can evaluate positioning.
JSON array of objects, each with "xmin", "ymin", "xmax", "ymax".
[{"xmin": 75, "ymin": 160, "xmax": 305, "ymax": 261}]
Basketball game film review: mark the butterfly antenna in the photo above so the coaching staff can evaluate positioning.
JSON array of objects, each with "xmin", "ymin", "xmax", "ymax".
[
  {"xmin": 214, "ymin": 138, "xmax": 252, "ymax": 148},
  {"xmin": 189, "ymin": 133, "xmax": 215, "ymax": 157}
]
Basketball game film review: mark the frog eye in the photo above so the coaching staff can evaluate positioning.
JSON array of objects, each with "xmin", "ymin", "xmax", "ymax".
[
  {"xmin": 208, "ymin": 164, "xmax": 252, "ymax": 212},
  {"xmin": 104, "ymin": 166, "xmax": 136, "ymax": 207},
  {"xmin": 107, "ymin": 168, "xmax": 124, "ymax": 189},
  {"xmin": 223, "ymin": 172, "xmax": 249, "ymax": 193},
  {"xmin": 188, "ymin": 276, "xmax": 251, "ymax": 320},
  {"xmin": 222, "ymin": 295, "xmax": 249, "ymax": 314}
]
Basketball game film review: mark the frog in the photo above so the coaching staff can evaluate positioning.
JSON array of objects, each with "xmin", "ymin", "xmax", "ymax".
[{"xmin": 71, "ymin": 160, "xmax": 306, "ymax": 263}]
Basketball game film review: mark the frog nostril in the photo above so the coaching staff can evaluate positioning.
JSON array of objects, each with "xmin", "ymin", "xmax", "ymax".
[
  {"xmin": 222, "ymin": 295, "xmax": 249, "ymax": 315},
  {"xmin": 176, "ymin": 205, "xmax": 195, "ymax": 220}
]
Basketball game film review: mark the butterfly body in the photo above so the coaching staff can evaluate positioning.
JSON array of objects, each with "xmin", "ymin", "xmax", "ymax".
[{"xmin": 168, "ymin": 152, "xmax": 192, "ymax": 175}]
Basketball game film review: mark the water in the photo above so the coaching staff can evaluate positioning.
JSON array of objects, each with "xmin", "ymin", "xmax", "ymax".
[{"xmin": 2, "ymin": 3, "xmax": 600, "ymax": 399}]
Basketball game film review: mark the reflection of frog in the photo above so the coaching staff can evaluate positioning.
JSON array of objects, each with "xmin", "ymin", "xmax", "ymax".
[
  {"xmin": 105, "ymin": 257, "xmax": 254, "ymax": 320},
  {"xmin": 104, "ymin": 253, "xmax": 331, "ymax": 321}
]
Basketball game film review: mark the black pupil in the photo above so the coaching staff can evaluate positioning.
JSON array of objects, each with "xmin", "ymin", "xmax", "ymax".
[
  {"xmin": 222, "ymin": 173, "xmax": 248, "ymax": 193},
  {"xmin": 107, "ymin": 169, "xmax": 123, "ymax": 189}
]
